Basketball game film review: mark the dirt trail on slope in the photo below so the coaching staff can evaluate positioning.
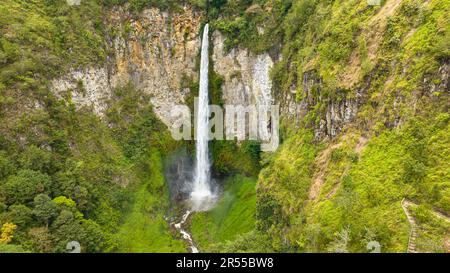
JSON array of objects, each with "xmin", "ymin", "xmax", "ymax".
[
  {"xmin": 403, "ymin": 199, "xmax": 450, "ymax": 223},
  {"xmin": 308, "ymin": 142, "xmax": 342, "ymax": 201},
  {"xmin": 366, "ymin": 0, "xmax": 404, "ymax": 59},
  {"xmin": 326, "ymin": 136, "xmax": 368, "ymax": 199},
  {"xmin": 401, "ymin": 199, "xmax": 450, "ymax": 253},
  {"xmin": 309, "ymin": 136, "xmax": 368, "ymax": 202},
  {"xmin": 340, "ymin": 0, "xmax": 404, "ymax": 88}
]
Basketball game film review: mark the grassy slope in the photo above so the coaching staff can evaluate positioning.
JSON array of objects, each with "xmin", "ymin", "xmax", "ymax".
[
  {"xmin": 190, "ymin": 175, "xmax": 257, "ymax": 251},
  {"xmin": 249, "ymin": 0, "xmax": 450, "ymax": 253},
  {"xmin": 114, "ymin": 151, "xmax": 186, "ymax": 253},
  {"xmin": 411, "ymin": 204, "xmax": 450, "ymax": 253},
  {"xmin": 257, "ymin": 109, "xmax": 449, "ymax": 253}
]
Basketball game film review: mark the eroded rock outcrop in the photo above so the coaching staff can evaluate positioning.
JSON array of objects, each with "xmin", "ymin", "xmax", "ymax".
[
  {"xmin": 283, "ymin": 70, "xmax": 359, "ymax": 140},
  {"xmin": 212, "ymin": 31, "xmax": 274, "ymax": 108},
  {"xmin": 212, "ymin": 31, "xmax": 276, "ymax": 146},
  {"xmin": 51, "ymin": 5, "xmax": 202, "ymax": 125}
]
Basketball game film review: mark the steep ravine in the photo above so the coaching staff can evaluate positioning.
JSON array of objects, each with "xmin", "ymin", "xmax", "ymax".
[{"xmin": 42, "ymin": 1, "xmax": 449, "ymax": 253}]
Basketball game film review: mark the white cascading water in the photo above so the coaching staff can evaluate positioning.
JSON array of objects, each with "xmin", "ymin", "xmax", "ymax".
[
  {"xmin": 190, "ymin": 24, "xmax": 214, "ymax": 211},
  {"xmin": 173, "ymin": 210, "xmax": 198, "ymax": 253}
]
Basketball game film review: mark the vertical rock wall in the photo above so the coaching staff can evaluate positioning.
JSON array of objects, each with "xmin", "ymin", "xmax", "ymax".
[{"xmin": 51, "ymin": 5, "xmax": 202, "ymax": 125}]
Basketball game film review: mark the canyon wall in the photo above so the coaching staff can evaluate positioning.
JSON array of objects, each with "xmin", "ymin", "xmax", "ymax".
[
  {"xmin": 51, "ymin": 7, "xmax": 279, "ymax": 140},
  {"xmin": 52, "ymin": 5, "xmax": 201, "ymax": 125},
  {"xmin": 50, "ymin": 6, "xmax": 375, "ymax": 142},
  {"xmin": 212, "ymin": 30, "xmax": 274, "ymax": 108}
]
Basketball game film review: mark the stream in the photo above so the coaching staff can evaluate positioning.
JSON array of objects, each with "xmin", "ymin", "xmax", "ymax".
[{"xmin": 172, "ymin": 210, "xmax": 199, "ymax": 253}]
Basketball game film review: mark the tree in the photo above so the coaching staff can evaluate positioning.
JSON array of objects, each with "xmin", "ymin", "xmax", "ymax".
[
  {"xmin": 28, "ymin": 227, "xmax": 53, "ymax": 253},
  {"xmin": 53, "ymin": 170, "xmax": 91, "ymax": 211},
  {"xmin": 79, "ymin": 219, "xmax": 109, "ymax": 252},
  {"xmin": 0, "ymin": 222, "xmax": 17, "ymax": 244},
  {"xmin": 0, "ymin": 151, "xmax": 15, "ymax": 179},
  {"xmin": 327, "ymin": 227, "xmax": 351, "ymax": 253},
  {"xmin": 5, "ymin": 204, "xmax": 33, "ymax": 227},
  {"xmin": 51, "ymin": 209, "xmax": 83, "ymax": 253},
  {"xmin": 33, "ymin": 194, "xmax": 58, "ymax": 227},
  {"xmin": 52, "ymin": 196, "xmax": 77, "ymax": 210},
  {"xmin": 17, "ymin": 145, "xmax": 53, "ymax": 173},
  {"xmin": 1, "ymin": 170, "xmax": 52, "ymax": 205},
  {"xmin": 0, "ymin": 202, "xmax": 6, "ymax": 213}
]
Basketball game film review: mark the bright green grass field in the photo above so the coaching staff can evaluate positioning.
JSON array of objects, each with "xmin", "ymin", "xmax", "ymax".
[
  {"xmin": 114, "ymin": 152, "xmax": 186, "ymax": 253},
  {"xmin": 190, "ymin": 175, "xmax": 257, "ymax": 251}
]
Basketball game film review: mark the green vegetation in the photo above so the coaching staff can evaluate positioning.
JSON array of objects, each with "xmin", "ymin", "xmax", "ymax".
[
  {"xmin": 0, "ymin": 0, "xmax": 106, "ymax": 97},
  {"xmin": 411, "ymin": 205, "xmax": 450, "ymax": 253},
  {"xmin": 0, "ymin": 0, "xmax": 448, "ymax": 253},
  {"xmin": 0, "ymin": 0, "xmax": 263, "ymax": 252},
  {"xmin": 0, "ymin": 78, "xmax": 185, "ymax": 252},
  {"xmin": 211, "ymin": 140, "xmax": 261, "ymax": 177},
  {"xmin": 210, "ymin": 0, "xmax": 292, "ymax": 53},
  {"xmin": 225, "ymin": 111, "xmax": 448, "ymax": 253},
  {"xmin": 190, "ymin": 175, "xmax": 257, "ymax": 251},
  {"xmin": 104, "ymin": 0, "xmax": 208, "ymax": 13},
  {"xmin": 208, "ymin": 0, "xmax": 449, "ymax": 253},
  {"xmin": 0, "ymin": 6, "xmax": 186, "ymax": 249},
  {"xmin": 0, "ymin": 0, "xmax": 190, "ymax": 253},
  {"xmin": 114, "ymin": 151, "xmax": 186, "ymax": 252}
]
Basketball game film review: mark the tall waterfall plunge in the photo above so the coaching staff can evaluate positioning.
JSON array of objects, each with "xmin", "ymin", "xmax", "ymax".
[{"xmin": 190, "ymin": 24, "xmax": 216, "ymax": 211}]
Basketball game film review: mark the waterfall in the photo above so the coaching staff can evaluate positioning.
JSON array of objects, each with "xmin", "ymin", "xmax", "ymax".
[{"xmin": 190, "ymin": 24, "xmax": 215, "ymax": 211}]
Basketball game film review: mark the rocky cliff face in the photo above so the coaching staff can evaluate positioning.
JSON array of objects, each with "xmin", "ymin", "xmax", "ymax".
[
  {"xmin": 49, "ymin": 2, "xmax": 363, "ymax": 144},
  {"xmin": 50, "ymin": 6, "xmax": 383, "ymax": 143},
  {"xmin": 284, "ymin": 69, "xmax": 360, "ymax": 140},
  {"xmin": 289, "ymin": 61, "xmax": 449, "ymax": 140},
  {"xmin": 205, "ymin": 46, "xmax": 363, "ymax": 142},
  {"xmin": 212, "ymin": 31, "xmax": 274, "ymax": 108},
  {"xmin": 52, "ymin": 5, "xmax": 202, "ymax": 125},
  {"xmin": 51, "ymin": 7, "xmax": 277, "ymax": 136}
]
